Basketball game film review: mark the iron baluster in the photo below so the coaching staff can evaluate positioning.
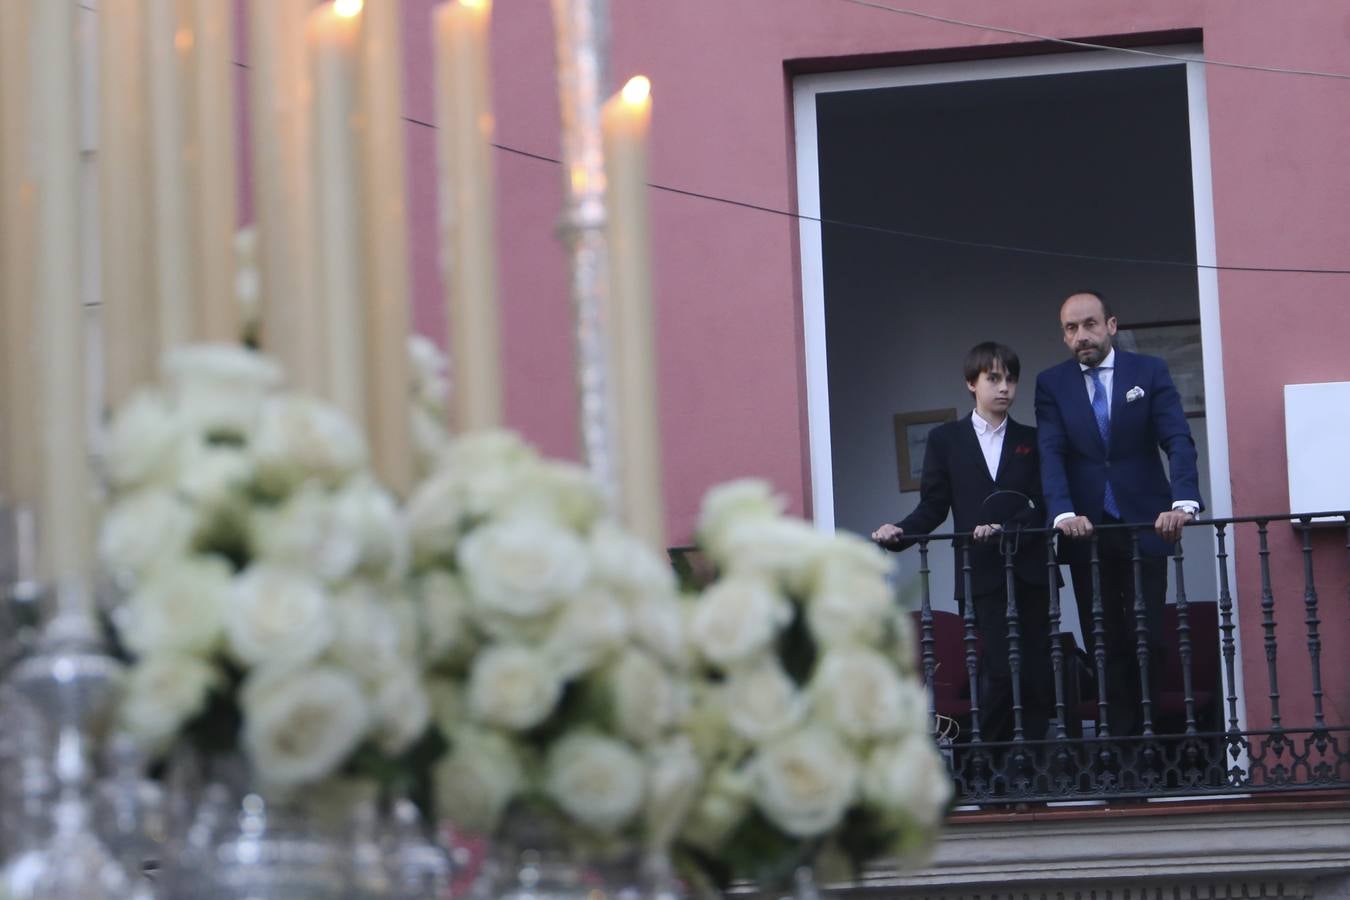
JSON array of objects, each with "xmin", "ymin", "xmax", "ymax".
[
  {"xmin": 1090, "ymin": 533, "xmax": 1110, "ymax": 737},
  {"xmin": 1172, "ymin": 535, "xmax": 1197, "ymax": 735},
  {"xmin": 1297, "ymin": 520, "xmax": 1326, "ymax": 727},
  {"xmin": 1130, "ymin": 528, "xmax": 1155, "ymax": 737},
  {"xmin": 1215, "ymin": 523, "xmax": 1241, "ymax": 734},
  {"xmin": 1004, "ymin": 531, "xmax": 1024, "ymax": 742},
  {"xmin": 1047, "ymin": 532, "xmax": 1067, "ymax": 739},
  {"xmin": 918, "ymin": 538, "xmax": 937, "ymax": 730},
  {"xmin": 960, "ymin": 539, "xmax": 982, "ymax": 743},
  {"xmin": 1256, "ymin": 521, "xmax": 1283, "ymax": 730}
]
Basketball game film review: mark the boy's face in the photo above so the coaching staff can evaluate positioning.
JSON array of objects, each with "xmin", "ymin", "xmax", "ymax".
[{"xmin": 967, "ymin": 362, "xmax": 1016, "ymax": 416}]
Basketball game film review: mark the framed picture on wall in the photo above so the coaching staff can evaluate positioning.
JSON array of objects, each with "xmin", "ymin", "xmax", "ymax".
[
  {"xmin": 893, "ymin": 408, "xmax": 957, "ymax": 492},
  {"xmin": 1114, "ymin": 319, "xmax": 1205, "ymax": 417}
]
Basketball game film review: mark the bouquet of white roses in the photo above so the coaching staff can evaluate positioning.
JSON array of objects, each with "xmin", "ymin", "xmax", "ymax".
[
  {"xmin": 98, "ymin": 344, "xmax": 432, "ymax": 795},
  {"xmin": 672, "ymin": 479, "xmax": 951, "ymax": 887},
  {"xmin": 408, "ymin": 430, "xmax": 702, "ymax": 856}
]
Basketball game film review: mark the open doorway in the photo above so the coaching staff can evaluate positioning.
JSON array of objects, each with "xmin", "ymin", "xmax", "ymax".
[{"xmin": 792, "ymin": 46, "xmax": 1238, "ymax": 737}]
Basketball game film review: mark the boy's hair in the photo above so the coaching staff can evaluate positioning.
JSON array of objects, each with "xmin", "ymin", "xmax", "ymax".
[{"xmin": 963, "ymin": 341, "xmax": 1020, "ymax": 387}]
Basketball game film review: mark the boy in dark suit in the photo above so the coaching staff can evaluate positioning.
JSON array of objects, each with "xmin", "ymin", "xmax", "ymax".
[
  {"xmin": 873, "ymin": 342, "xmax": 1054, "ymax": 744},
  {"xmin": 1035, "ymin": 291, "xmax": 1201, "ymax": 737}
]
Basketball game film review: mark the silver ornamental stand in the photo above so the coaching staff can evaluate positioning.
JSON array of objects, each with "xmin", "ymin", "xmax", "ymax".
[
  {"xmin": 550, "ymin": 0, "xmax": 621, "ymax": 512},
  {"xmin": 2, "ymin": 576, "xmax": 131, "ymax": 899}
]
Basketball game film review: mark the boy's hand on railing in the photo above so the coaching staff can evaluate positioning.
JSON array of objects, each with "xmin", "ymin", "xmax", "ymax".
[
  {"xmin": 871, "ymin": 523, "xmax": 903, "ymax": 548},
  {"xmin": 972, "ymin": 524, "xmax": 1003, "ymax": 542},
  {"xmin": 1055, "ymin": 515, "xmax": 1095, "ymax": 539}
]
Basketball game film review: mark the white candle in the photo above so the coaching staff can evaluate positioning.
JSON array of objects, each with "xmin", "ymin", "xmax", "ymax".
[
  {"xmin": 306, "ymin": 1, "xmax": 368, "ymax": 426},
  {"xmin": 248, "ymin": 0, "xmax": 324, "ymax": 394},
  {"xmin": 146, "ymin": 0, "xmax": 198, "ymax": 351},
  {"xmin": 100, "ymin": 0, "xmax": 157, "ymax": 409},
  {"xmin": 32, "ymin": 0, "xmax": 93, "ymax": 580},
  {"xmin": 434, "ymin": 0, "xmax": 502, "ymax": 432},
  {"xmin": 190, "ymin": 0, "xmax": 241, "ymax": 343},
  {"xmin": 602, "ymin": 75, "xmax": 665, "ymax": 550},
  {"xmin": 0, "ymin": 0, "xmax": 39, "ymax": 509},
  {"xmin": 357, "ymin": 0, "xmax": 413, "ymax": 494}
]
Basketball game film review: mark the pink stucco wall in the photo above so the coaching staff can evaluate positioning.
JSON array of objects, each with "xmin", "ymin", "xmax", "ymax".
[{"xmin": 234, "ymin": 1, "xmax": 1347, "ymax": 728}]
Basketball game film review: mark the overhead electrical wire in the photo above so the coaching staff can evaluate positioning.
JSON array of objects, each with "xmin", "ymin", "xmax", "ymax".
[
  {"xmin": 473, "ymin": 136, "xmax": 1350, "ymax": 276},
  {"xmin": 831, "ymin": 0, "xmax": 1350, "ymax": 82}
]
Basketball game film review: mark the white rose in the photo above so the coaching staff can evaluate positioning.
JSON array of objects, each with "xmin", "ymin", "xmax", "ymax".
[
  {"xmin": 330, "ymin": 477, "xmax": 409, "ymax": 581},
  {"xmin": 493, "ymin": 460, "xmax": 605, "ymax": 532},
  {"xmin": 688, "ymin": 575, "xmax": 791, "ymax": 669},
  {"xmin": 811, "ymin": 650, "xmax": 928, "ymax": 742},
  {"xmin": 644, "ymin": 737, "xmax": 703, "ymax": 850},
  {"xmin": 175, "ymin": 439, "xmax": 253, "ymax": 509},
  {"xmin": 458, "ymin": 518, "xmax": 590, "ymax": 620},
  {"xmin": 589, "ymin": 523, "xmax": 678, "ymax": 601},
  {"xmin": 405, "ymin": 470, "xmax": 469, "ymax": 566},
  {"xmin": 98, "ymin": 489, "xmax": 197, "ymax": 577},
  {"xmin": 424, "ymin": 675, "xmax": 465, "ymax": 735},
  {"xmin": 417, "ymin": 571, "xmax": 475, "ymax": 665},
  {"xmin": 115, "ymin": 556, "xmax": 232, "ymax": 657},
  {"xmin": 437, "ymin": 429, "xmax": 537, "ymax": 475},
  {"xmin": 250, "ymin": 396, "xmax": 368, "ymax": 490},
  {"xmin": 889, "ymin": 608, "xmax": 919, "ymax": 678},
  {"xmin": 680, "ymin": 764, "xmax": 753, "ymax": 852},
  {"xmin": 162, "ymin": 343, "xmax": 282, "ymax": 437},
  {"xmin": 326, "ymin": 582, "xmax": 415, "ymax": 685},
  {"xmin": 862, "ymin": 734, "xmax": 952, "ymax": 829},
  {"xmin": 544, "ymin": 732, "xmax": 646, "ymax": 834},
  {"xmin": 805, "ymin": 531, "xmax": 894, "ymax": 589},
  {"xmin": 370, "ymin": 666, "xmax": 431, "ymax": 755},
  {"xmin": 752, "ymin": 727, "xmax": 859, "ymax": 838},
  {"xmin": 467, "ymin": 645, "xmax": 563, "ymax": 732},
  {"xmin": 102, "ymin": 390, "xmax": 185, "ymax": 490},
  {"xmin": 408, "ymin": 334, "xmax": 450, "ymax": 410},
  {"xmin": 696, "ymin": 479, "xmax": 786, "ymax": 556},
  {"xmin": 806, "ymin": 560, "xmax": 895, "ymax": 649},
  {"xmin": 630, "ymin": 591, "xmax": 690, "ymax": 669},
  {"xmin": 412, "ymin": 405, "xmax": 451, "ymax": 477},
  {"xmin": 119, "ymin": 655, "xmax": 221, "ymax": 752},
  {"xmin": 252, "ymin": 482, "xmax": 361, "ymax": 584},
  {"xmin": 541, "ymin": 585, "xmax": 629, "ymax": 678},
  {"xmin": 432, "ymin": 727, "xmax": 522, "ymax": 834},
  {"xmin": 225, "ymin": 565, "xmax": 335, "ymax": 671},
  {"xmin": 609, "ymin": 649, "xmax": 680, "ymax": 746},
  {"xmin": 714, "ymin": 517, "xmax": 823, "ymax": 593},
  {"xmin": 242, "ymin": 665, "xmax": 370, "ymax": 790},
  {"xmin": 723, "ymin": 659, "xmax": 805, "ymax": 745}
]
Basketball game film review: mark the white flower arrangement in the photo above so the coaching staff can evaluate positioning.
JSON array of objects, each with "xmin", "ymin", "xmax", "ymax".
[
  {"xmin": 99, "ymin": 344, "xmax": 431, "ymax": 795},
  {"xmin": 674, "ymin": 478, "xmax": 950, "ymax": 886},
  {"xmin": 411, "ymin": 430, "xmax": 701, "ymax": 853}
]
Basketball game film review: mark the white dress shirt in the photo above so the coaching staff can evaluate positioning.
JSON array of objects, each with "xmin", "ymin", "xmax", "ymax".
[
  {"xmin": 1052, "ymin": 347, "xmax": 1199, "ymax": 525},
  {"xmin": 971, "ymin": 410, "xmax": 1006, "ymax": 481}
]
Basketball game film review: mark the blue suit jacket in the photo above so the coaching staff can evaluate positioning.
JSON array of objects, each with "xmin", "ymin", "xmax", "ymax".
[{"xmin": 1034, "ymin": 349, "xmax": 1202, "ymax": 557}]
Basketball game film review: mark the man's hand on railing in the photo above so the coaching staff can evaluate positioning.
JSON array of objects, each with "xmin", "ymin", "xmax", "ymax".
[
  {"xmin": 1155, "ymin": 508, "xmax": 1193, "ymax": 542},
  {"xmin": 972, "ymin": 524, "xmax": 1003, "ymax": 542},
  {"xmin": 871, "ymin": 523, "xmax": 903, "ymax": 548},
  {"xmin": 1055, "ymin": 515, "xmax": 1094, "ymax": 539}
]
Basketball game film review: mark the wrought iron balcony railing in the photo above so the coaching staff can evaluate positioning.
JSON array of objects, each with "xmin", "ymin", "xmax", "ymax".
[{"xmin": 909, "ymin": 511, "xmax": 1349, "ymax": 806}]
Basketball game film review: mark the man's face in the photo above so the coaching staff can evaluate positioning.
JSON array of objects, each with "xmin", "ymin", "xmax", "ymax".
[
  {"xmin": 968, "ymin": 362, "xmax": 1016, "ymax": 416},
  {"xmin": 1060, "ymin": 293, "xmax": 1116, "ymax": 367}
]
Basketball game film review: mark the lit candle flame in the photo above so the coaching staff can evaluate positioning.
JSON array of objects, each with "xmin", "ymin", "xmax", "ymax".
[
  {"xmin": 621, "ymin": 75, "xmax": 651, "ymax": 107},
  {"xmin": 459, "ymin": 0, "xmax": 491, "ymax": 9},
  {"xmin": 334, "ymin": 0, "xmax": 363, "ymax": 17}
]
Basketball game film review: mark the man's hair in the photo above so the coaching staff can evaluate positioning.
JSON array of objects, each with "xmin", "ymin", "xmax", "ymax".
[
  {"xmin": 964, "ymin": 341, "xmax": 1020, "ymax": 386},
  {"xmin": 1065, "ymin": 290, "xmax": 1114, "ymax": 321}
]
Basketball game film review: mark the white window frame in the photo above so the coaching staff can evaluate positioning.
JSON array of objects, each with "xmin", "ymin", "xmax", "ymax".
[{"xmin": 791, "ymin": 45, "xmax": 1247, "ymax": 733}]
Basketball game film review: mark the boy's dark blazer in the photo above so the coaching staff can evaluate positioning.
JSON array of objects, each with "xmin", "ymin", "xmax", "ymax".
[{"xmin": 893, "ymin": 414, "xmax": 1051, "ymax": 600}]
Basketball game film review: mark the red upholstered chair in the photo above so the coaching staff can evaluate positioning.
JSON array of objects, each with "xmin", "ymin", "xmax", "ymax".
[
  {"xmin": 1157, "ymin": 600, "xmax": 1221, "ymax": 732},
  {"xmin": 912, "ymin": 609, "xmax": 977, "ymax": 732}
]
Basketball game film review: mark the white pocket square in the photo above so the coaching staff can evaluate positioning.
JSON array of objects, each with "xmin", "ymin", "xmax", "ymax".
[{"xmin": 1126, "ymin": 386, "xmax": 1145, "ymax": 403}]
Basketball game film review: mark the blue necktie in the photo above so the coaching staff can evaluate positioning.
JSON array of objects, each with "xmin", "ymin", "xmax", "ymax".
[{"xmin": 1088, "ymin": 368, "xmax": 1121, "ymax": 519}]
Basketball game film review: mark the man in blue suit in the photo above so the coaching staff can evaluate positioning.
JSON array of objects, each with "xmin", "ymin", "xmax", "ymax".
[{"xmin": 1035, "ymin": 291, "xmax": 1202, "ymax": 736}]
